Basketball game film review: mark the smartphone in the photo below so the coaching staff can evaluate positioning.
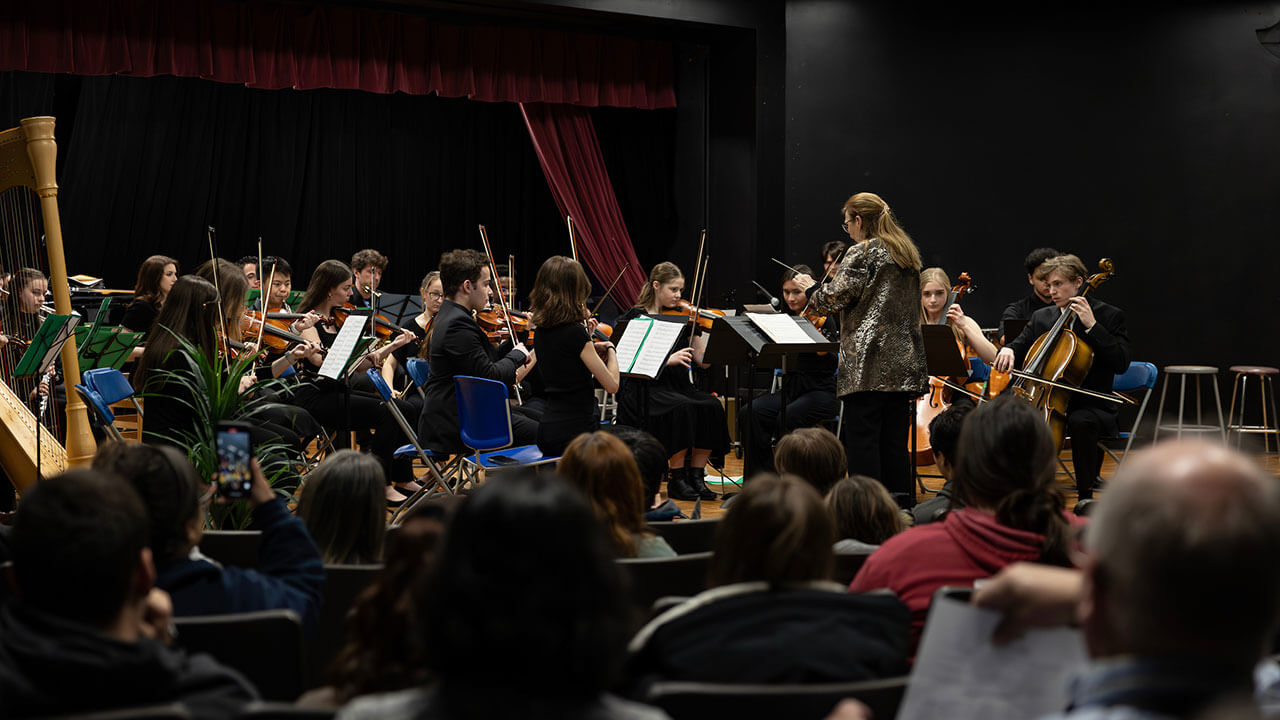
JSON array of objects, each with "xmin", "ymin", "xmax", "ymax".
[
  {"xmin": 214, "ymin": 421, "xmax": 254, "ymax": 499},
  {"xmin": 488, "ymin": 454, "xmax": 519, "ymax": 466}
]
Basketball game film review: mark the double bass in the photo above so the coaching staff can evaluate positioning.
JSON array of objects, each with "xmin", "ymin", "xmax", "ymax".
[{"xmin": 1007, "ymin": 258, "xmax": 1117, "ymax": 451}]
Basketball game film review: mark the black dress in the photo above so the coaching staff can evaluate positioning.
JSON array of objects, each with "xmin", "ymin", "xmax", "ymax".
[
  {"xmin": 533, "ymin": 322, "xmax": 597, "ymax": 456},
  {"xmin": 121, "ymin": 299, "xmax": 159, "ymax": 336},
  {"xmin": 615, "ymin": 307, "xmax": 730, "ymax": 459}
]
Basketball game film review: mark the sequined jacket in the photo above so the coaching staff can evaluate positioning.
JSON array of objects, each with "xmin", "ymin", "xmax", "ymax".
[{"xmin": 808, "ymin": 239, "xmax": 928, "ymax": 397}]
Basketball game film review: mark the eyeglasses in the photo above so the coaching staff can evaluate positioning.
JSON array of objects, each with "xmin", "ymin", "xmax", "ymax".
[{"xmin": 427, "ymin": 292, "xmax": 444, "ymax": 300}]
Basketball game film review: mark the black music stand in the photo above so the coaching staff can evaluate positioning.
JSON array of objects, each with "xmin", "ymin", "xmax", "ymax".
[
  {"xmin": 913, "ymin": 325, "xmax": 970, "ymax": 493},
  {"xmin": 705, "ymin": 315, "xmax": 836, "ymax": 504},
  {"xmin": 377, "ymin": 292, "xmax": 422, "ymax": 328}
]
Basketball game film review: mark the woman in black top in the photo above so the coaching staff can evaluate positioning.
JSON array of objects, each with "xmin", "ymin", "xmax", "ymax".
[
  {"xmin": 121, "ymin": 255, "xmax": 178, "ymax": 336},
  {"xmin": 615, "ymin": 262, "xmax": 729, "ymax": 501},
  {"xmin": 529, "ymin": 257, "xmax": 619, "ymax": 456},
  {"xmin": 738, "ymin": 263, "xmax": 840, "ymax": 479}
]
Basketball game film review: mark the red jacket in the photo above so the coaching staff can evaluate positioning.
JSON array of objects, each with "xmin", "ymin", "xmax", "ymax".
[{"xmin": 849, "ymin": 508, "xmax": 1047, "ymax": 652}]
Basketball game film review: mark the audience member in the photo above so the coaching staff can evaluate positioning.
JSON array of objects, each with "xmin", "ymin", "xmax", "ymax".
[
  {"xmin": 302, "ymin": 501, "xmax": 455, "ymax": 708},
  {"xmin": 774, "ymin": 427, "xmax": 847, "ymax": 496},
  {"xmin": 93, "ymin": 442, "xmax": 326, "ymax": 635},
  {"xmin": 627, "ymin": 473, "xmax": 909, "ymax": 687},
  {"xmin": 606, "ymin": 425, "xmax": 685, "ymax": 521},
  {"xmin": 0, "ymin": 470, "xmax": 256, "ymax": 718},
  {"xmin": 974, "ymin": 441, "xmax": 1280, "ymax": 719},
  {"xmin": 559, "ymin": 432, "xmax": 676, "ymax": 559},
  {"xmin": 298, "ymin": 450, "xmax": 387, "ymax": 565},
  {"xmin": 910, "ymin": 404, "xmax": 971, "ymax": 525},
  {"xmin": 850, "ymin": 394, "xmax": 1075, "ymax": 651},
  {"xmin": 338, "ymin": 471, "xmax": 666, "ymax": 720},
  {"xmin": 827, "ymin": 474, "xmax": 905, "ymax": 553}
]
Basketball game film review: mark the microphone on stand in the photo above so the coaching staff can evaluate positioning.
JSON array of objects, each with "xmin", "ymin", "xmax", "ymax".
[{"xmin": 751, "ymin": 281, "xmax": 781, "ymax": 309}]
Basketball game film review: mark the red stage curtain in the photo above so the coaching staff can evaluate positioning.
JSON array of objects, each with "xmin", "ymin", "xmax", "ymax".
[
  {"xmin": 0, "ymin": 0, "xmax": 676, "ymax": 109},
  {"xmin": 520, "ymin": 101, "xmax": 647, "ymax": 304}
]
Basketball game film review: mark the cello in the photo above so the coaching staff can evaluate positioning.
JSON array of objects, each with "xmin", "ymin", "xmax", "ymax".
[
  {"xmin": 910, "ymin": 273, "xmax": 975, "ymax": 465},
  {"xmin": 1006, "ymin": 258, "xmax": 1118, "ymax": 451}
]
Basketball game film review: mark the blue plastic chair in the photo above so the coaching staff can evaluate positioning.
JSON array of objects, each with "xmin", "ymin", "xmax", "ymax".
[
  {"xmin": 82, "ymin": 367, "xmax": 144, "ymax": 416},
  {"xmin": 454, "ymin": 375, "xmax": 558, "ymax": 477},
  {"xmin": 364, "ymin": 369, "xmax": 454, "ymax": 511},
  {"xmin": 1112, "ymin": 361, "xmax": 1159, "ymax": 461},
  {"xmin": 74, "ymin": 383, "xmax": 124, "ymax": 441},
  {"xmin": 406, "ymin": 358, "xmax": 430, "ymax": 393}
]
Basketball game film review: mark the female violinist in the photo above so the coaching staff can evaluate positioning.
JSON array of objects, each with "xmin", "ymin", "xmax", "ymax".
[
  {"xmin": 792, "ymin": 192, "xmax": 927, "ymax": 508},
  {"xmin": 293, "ymin": 259, "xmax": 423, "ymax": 504},
  {"xmin": 919, "ymin": 267, "xmax": 998, "ymax": 410},
  {"xmin": 528, "ymin": 256, "xmax": 619, "ymax": 456},
  {"xmin": 737, "ymin": 263, "xmax": 840, "ymax": 479},
  {"xmin": 615, "ymin": 262, "xmax": 729, "ymax": 501},
  {"xmin": 121, "ymin": 255, "xmax": 178, "ymax": 336},
  {"xmin": 992, "ymin": 254, "xmax": 1130, "ymax": 500}
]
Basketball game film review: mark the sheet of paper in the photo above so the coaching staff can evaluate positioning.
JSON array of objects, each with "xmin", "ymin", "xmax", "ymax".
[
  {"xmin": 615, "ymin": 316, "xmax": 685, "ymax": 379},
  {"xmin": 318, "ymin": 313, "xmax": 368, "ymax": 380},
  {"xmin": 614, "ymin": 316, "xmax": 652, "ymax": 375},
  {"xmin": 896, "ymin": 593, "xmax": 1088, "ymax": 720},
  {"xmin": 747, "ymin": 312, "xmax": 813, "ymax": 346}
]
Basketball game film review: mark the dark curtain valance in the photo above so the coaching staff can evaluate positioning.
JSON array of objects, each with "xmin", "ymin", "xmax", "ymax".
[{"xmin": 0, "ymin": 0, "xmax": 676, "ymax": 109}]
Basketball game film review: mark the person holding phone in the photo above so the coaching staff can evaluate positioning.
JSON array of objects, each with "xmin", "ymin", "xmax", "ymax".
[{"xmin": 528, "ymin": 256, "xmax": 619, "ymax": 456}]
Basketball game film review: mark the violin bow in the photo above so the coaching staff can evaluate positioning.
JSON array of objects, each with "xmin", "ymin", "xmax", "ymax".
[
  {"xmin": 589, "ymin": 263, "xmax": 629, "ymax": 317},
  {"xmin": 255, "ymin": 237, "xmax": 269, "ymax": 351},
  {"xmin": 799, "ymin": 247, "xmax": 847, "ymax": 317},
  {"xmin": 507, "ymin": 253, "xmax": 516, "ymax": 308},
  {"xmin": 478, "ymin": 225, "xmax": 523, "ymax": 405},
  {"xmin": 567, "ymin": 216, "xmax": 578, "ymax": 263},
  {"xmin": 206, "ymin": 226, "xmax": 231, "ymax": 361}
]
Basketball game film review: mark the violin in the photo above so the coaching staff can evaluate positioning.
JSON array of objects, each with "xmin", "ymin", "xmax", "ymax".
[
  {"xmin": 660, "ymin": 299, "xmax": 726, "ymax": 331},
  {"xmin": 328, "ymin": 303, "xmax": 407, "ymax": 340},
  {"xmin": 910, "ymin": 272, "xmax": 975, "ymax": 466},
  {"xmin": 1008, "ymin": 259, "xmax": 1117, "ymax": 453},
  {"xmin": 476, "ymin": 306, "xmax": 533, "ymax": 344},
  {"xmin": 240, "ymin": 311, "xmax": 322, "ymax": 355}
]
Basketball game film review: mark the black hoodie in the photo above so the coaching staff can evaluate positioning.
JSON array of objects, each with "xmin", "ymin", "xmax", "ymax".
[{"xmin": 0, "ymin": 603, "xmax": 257, "ymax": 719}]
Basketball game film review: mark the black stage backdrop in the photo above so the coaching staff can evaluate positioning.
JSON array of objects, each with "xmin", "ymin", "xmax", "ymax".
[{"xmin": 0, "ymin": 71, "xmax": 679, "ymax": 308}]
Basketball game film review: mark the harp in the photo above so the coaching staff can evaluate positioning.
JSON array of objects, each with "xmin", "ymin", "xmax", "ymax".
[{"xmin": 0, "ymin": 117, "xmax": 96, "ymax": 492}]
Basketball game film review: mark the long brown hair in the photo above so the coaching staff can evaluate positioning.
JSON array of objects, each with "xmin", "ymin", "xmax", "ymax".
[
  {"xmin": 709, "ymin": 473, "xmax": 835, "ymax": 587},
  {"xmin": 529, "ymin": 255, "xmax": 590, "ymax": 328},
  {"xmin": 953, "ymin": 394, "xmax": 1072, "ymax": 566},
  {"xmin": 557, "ymin": 432, "xmax": 650, "ymax": 558},
  {"xmin": 297, "ymin": 450, "xmax": 386, "ymax": 565},
  {"xmin": 133, "ymin": 275, "xmax": 220, "ymax": 391},
  {"xmin": 919, "ymin": 267, "xmax": 966, "ymax": 342},
  {"xmin": 825, "ymin": 475, "xmax": 905, "ymax": 546},
  {"xmin": 843, "ymin": 192, "xmax": 921, "ymax": 271},
  {"xmin": 634, "ymin": 261, "xmax": 682, "ymax": 311},
  {"xmin": 194, "ymin": 258, "xmax": 248, "ymax": 340},
  {"xmin": 299, "ymin": 260, "xmax": 353, "ymax": 314},
  {"xmin": 132, "ymin": 255, "xmax": 178, "ymax": 307}
]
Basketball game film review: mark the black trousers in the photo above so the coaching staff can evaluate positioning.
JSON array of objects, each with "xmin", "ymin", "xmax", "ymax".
[
  {"xmin": 290, "ymin": 382, "xmax": 415, "ymax": 484},
  {"xmin": 738, "ymin": 388, "xmax": 840, "ymax": 479},
  {"xmin": 841, "ymin": 391, "xmax": 915, "ymax": 507},
  {"xmin": 1067, "ymin": 405, "xmax": 1118, "ymax": 500}
]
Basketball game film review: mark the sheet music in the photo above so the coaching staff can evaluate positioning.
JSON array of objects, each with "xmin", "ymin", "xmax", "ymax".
[
  {"xmin": 896, "ymin": 593, "xmax": 1087, "ymax": 720},
  {"xmin": 746, "ymin": 312, "xmax": 813, "ymax": 345},
  {"xmin": 615, "ymin": 316, "xmax": 684, "ymax": 379},
  {"xmin": 318, "ymin": 313, "xmax": 368, "ymax": 380}
]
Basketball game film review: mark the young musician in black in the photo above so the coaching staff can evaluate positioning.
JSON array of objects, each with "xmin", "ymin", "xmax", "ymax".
[
  {"xmin": 615, "ymin": 262, "xmax": 729, "ymax": 501},
  {"xmin": 738, "ymin": 263, "xmax": 840, "ymax": 479},
  {"xmin": 349, "ymin": 249, "xmax": 387, "ymax": 309},
  {"xmin": 993, "ymin": 254, "xmax": 1130, "ymax": 500},
  {"xmin": 416, "ymin": 249, "xmax": 536, "ymax": 455},
  {"xmin": 999, "ymin": 247, "xmax": 1060, "ymax": 341},
  {"xmin": 121, "ymin": 255, "xmax": 178, "ymax": 336},
  {"xmin": 529, "ymin": 256, "xmax": 618, "ymax": 456}
]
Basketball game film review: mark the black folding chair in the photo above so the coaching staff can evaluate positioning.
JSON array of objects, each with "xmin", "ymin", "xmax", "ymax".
[
  {"xmin": 305, "ymin": 564, "xmax": 384, "ymax": 688},
  {"xmin": 198, "ymin": 530, "xmax": 262, "ymax": 570},
  {"xmin": 646, "ymin": 518, "xmax": 721, "ymax": 555},
  {"xmin": 175, "ymin": 610, "xmax": 304, "ymax": 702},
  {"xmin": 831, "ymin": 550, "xmax": 874, "ymax": 586},
  {"xmin": 617, "ymin": 551, "xmax": 712, "ymax": 611},
  {"xmin": 645, "ymin": 676, "xmax": 909, "ymax": 720}
]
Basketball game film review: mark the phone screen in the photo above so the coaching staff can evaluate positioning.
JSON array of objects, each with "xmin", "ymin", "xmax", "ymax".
[{"xmin": 215, "ymin": 425, "xmax": 253, "ymax": 498}]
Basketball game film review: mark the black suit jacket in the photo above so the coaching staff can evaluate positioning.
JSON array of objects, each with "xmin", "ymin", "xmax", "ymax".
[
  {"xmin": 417, "ymin": 300, "xmax": 527, "ymax": 453},
  {"xmin": 1007, "ymin": 298, "xmax": 1130, "ymax": 413}
]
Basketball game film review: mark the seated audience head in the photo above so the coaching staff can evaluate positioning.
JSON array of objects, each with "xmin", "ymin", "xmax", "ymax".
[
  {"xmin": 558, "ymin": 431, "xmax": 653, "ymax": 557},
  {"xmin": 774, "ymin": 427, "xmax": 847, "ymax": 496},
  {"xmin": 953, "ymin": 394, "xmax": 1071, "ymax": 566},
  {"xmin": 826, "ymin": 475, "xmax": 905, "ymax": 546},
  {"xmin": 298, "ymin": 449, "xmax": 386, "ymax": 565},
  {"xmin": 132, "ymin": 274, "xmax": 220, "ymax": 390},
  {"xmin": 438, "ymin": 249, "xmax": 490, "ymax": 310},
  {"xmin": 11, "ymin": 469, "xmax": 151, "ymax": 633},
  {"xmin": 710, "ymin": 473, "xmax": 835, "ymax": 587},
  {"xmin": 421, "ymin": 471, "xmax": 629, "ymax": 709},
  {"xmin": 927, "ymin": 403, "xmax": 971, "ymax": 478},
  {"xmin": 299, "ymin": 259, "xmax": 355, "ymax": 313},
  {"xmin": 605, "ymin": 425, "xmax": 668, "ymax": 507},
  {"xmin": 93, "ymin": 441, "xmax": 207, "ymax": 567},
  {"xmin": 132, "ymin": 255, "xmax": 179, "ymax": 306},
  {"xmin": 1084, "ymin": 441, "xmax": 1280, "ymax": 667}
]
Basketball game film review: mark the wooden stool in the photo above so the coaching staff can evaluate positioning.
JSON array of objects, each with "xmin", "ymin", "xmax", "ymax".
[
  {"xmin": 1226, "ymin": 365, "xmax": 1280, "ymax": 453},
  {"xmin": 1153, "ymin": 365, "xmax": 1226, "ymax": 443}
]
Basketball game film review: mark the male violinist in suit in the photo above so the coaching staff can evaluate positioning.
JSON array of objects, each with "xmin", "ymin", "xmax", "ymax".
[
  {"xmin": 417, "ymin": 249, "xmax": 537, "ymax": 455},
  {"xmin": 993, "ymin": 254, "xmax": 1129, "ymax": 501}
]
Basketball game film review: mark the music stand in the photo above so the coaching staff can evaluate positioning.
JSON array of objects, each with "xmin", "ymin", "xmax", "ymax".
[
  {"xmin": 614, "ymin": 314, "xmax": 687, "ymax": 435},
  {"xmin": 705, "ymin": 315, "xmax": 836, "ymax": 501},
  {"xmin": 914, "ymin": 325, "xmax": 970, "ymax": 492},
  {"xmin": 14, "ymin": 312, "xmax": 80, "ymax": 379},
  {"xmin": 377, "ymin": 292, "xmax": 423, "ymax": 328}
]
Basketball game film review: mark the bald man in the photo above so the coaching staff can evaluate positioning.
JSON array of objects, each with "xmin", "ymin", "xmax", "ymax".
[{"xmin": 974, "ymin": 440, "xmax": 1280, "ymax": 719}]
